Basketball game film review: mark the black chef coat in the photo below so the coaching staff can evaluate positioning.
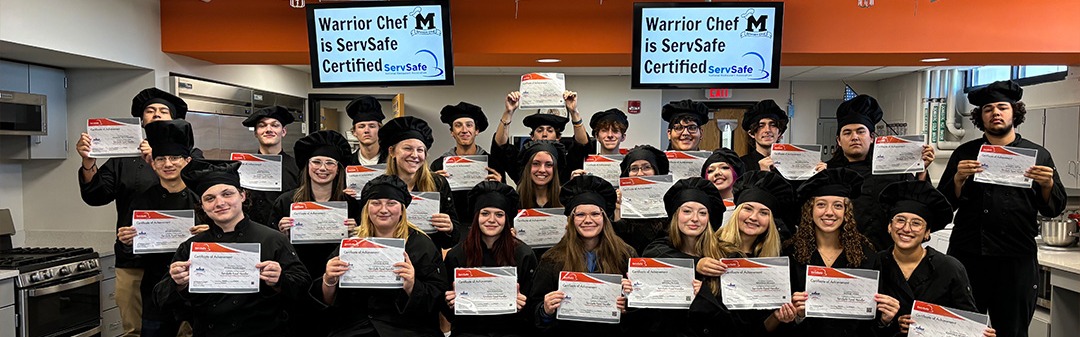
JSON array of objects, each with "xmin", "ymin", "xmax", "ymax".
[
  {"xmin": 876, "ymin": 247, "xmax": 978, "ymax": 337},
  {"xmin": 785, "ymin": 241, "xmax": 880, "ymax": 337},
  {"xmin": 246, "ymin": 151, "xmax": 301, "ymax": 227},
  {"xmin": 527, "ymin": 248, "xmax": 638, "ymax": 336},
  {"xmin": 122, "ymin": 184, "xmax": 198, "ymax": 322},
  {"xmin": 826, "ymin": 150, "xmax": 917, "ymax": 251},
  {"xmin": 441, "ymin": 239, "xmax": 538, "ymax": 337}
]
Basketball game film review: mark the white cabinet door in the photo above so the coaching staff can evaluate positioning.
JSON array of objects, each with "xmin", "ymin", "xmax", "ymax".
[
  {"xmin": 1043, "ymin": 106, "xmax": 1080, "ymax": 189},
  {"xmin": 0, "ymin": 305, "xmax": 14, "ymax": 337},
  {"xmin": 1022, "ymin": 108, "xmax": 1045, "ymax": 146},
  {"xmin": 27, "ymin": 65, "xmax": 68, "ymax": 159}
]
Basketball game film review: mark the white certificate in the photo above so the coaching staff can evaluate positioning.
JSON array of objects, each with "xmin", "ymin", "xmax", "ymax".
[
  {"xmin": 339, "ymin": 237, "xmax": 406, "ymax": 289},
  {"xmin": 406, "ymin": 192, "xmax": 440, "ymax": 233},
  {"xmin": 231, "ymin": 153, "xmax": 283, "ymax": 192},
  {"xmin": 627, "ymin": 258, "xmax": 695, "ymax": 309},
  {"xmin": 620, "ymin": 175, "xmax": 674, "ymax": 219},
  {"xmin": 132, "ymin": 210, "xmax": 194, "ymax": 255},
  {"xmin": 805, "ymin": 266, "xmax": 879, "ymax": 320},
  {"xmin": 444, "ymin": 155, "xmax": 489, "ymax": 191},
  {"xmin": 87, "ymin": 118, "xmax": 143, "ymax": 158},
  {"xmin": 721, "ymin": 199, "xmax": 736, "ymax": 228},
  {"xmin": 345, "ymin": 164, "xmax": 386, "ymax": 196},
  {"xmin": 666, "ymin": 151, "xmax": 712, "ymax": 180},
  {"xmin": 557, "ymin": 271, "xmax": 623, "ymax": 324},
  {"xmin": 719, "ymin": 257, "xmax": 791, "ymax": 310},
  {"xmin": 519, "ymin": 73, "xmax": 566, "ymax": 109},
  {"xmin": 974, "ymin": 145, "xmax": 1037, "ymax": 188},
  {"xmin": 188, "ymin": 242, "xmax": 261, "ymax": 294},
  {"xmin": 289, "ymin": 201, "xmax": 349, "ymax": 244},
  {"xmin": 908, "ymin": 300, "xmax": 990, "ymax": 337},
  {"xmin": 872, "ymin": 135, "xmax": 926, "ymax": 175},
  {"xmin": 515, "ymin": 208, "xmax": 566, "ymax": 248},
  {"xmin": 454, "ymin": 267, "xmax": 518, "ymax": 316},
  {"xmin": 771, "ymin": 144, "xmax": 822, "ymax": 181},
  {"xmin": 583, "ymin": 154, "xmax": 624, "ymax": 187}
]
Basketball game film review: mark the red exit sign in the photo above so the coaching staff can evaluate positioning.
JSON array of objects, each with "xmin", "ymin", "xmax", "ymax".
[{"xmin": 706, "ymin": 88, "xmax": 732, "ymax": 99}]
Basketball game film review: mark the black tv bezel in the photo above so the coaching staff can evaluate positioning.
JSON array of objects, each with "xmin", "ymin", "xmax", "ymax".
[
  {"xmin": 631, "ymin": 2, "xmax": 784, "ymax": 90},
  {"xmin": 306, "ymin": 0, "xmax": 455, "ymax": 88}
]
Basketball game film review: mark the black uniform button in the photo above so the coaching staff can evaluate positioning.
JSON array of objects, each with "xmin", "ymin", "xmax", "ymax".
[
  {"xmin": 233, "ymin": 300, "xmax": 239, "ymax": 305},
  {"xmin": 983, "ymin": 209, "xmax": 989, "ymax": 214},
  {"xmin": 208, "ymin": 324, "xmax": 214, "ymax": 329}
]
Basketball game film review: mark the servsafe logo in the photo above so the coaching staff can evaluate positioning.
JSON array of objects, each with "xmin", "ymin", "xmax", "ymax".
[
  {"xmin": 708, "ymin": 51, "xmax": 770, "ymax": 80},
  {"xmin": 739, "ymin": 9, "xmax": 772, "ymax": 38}
]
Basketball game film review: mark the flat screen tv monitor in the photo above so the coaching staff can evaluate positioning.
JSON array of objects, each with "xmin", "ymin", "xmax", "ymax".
[
  {"xmin": 306, "ymin": 0, "xmax": 454, "ymax": 88},
  {"xmin": 631, "ymin": 2, "xmax": 783, "ymax": 89}
]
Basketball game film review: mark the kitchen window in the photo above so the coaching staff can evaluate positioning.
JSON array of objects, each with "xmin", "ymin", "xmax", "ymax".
[{"xmin": 965, "ymin": 65, "xmax": 1070, "ymax": 92}]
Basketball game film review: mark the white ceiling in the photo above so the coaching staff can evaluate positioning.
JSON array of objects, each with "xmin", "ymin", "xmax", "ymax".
[{"xmin": 284, "ymin": 65, "xmax": 937, "ymax": 81}]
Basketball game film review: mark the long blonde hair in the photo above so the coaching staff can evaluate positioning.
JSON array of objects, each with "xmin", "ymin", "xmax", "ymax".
[
  {"xmin": 354, "ymin": 200, "xmax": 427, "ymax": 240},
  {"xmin": 385, "ymin": 149, "xmax": 437, "ymax": 192},
  {"xmin": 666, "ymin": 208, "xmax": 742, "ymax": 295},
  {"xmin": 540, "ymin": 211, "xmax": 634, "ymax": 274},
  {"xmin": 717, "ymin": 203, "xmax": 782, "ymax": 258}
]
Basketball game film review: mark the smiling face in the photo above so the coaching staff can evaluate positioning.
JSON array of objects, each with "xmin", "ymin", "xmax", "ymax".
[
  {"xmin": 888, "ymin": 212, "xmax": 929, "ymax": 250},
  {"xmin": 596, "ymin": 126, "xmax": 625, "ymax": 153},
  {"xmin": 352, "ymin": 121, "xmax": 381, "ymax": 146},
  {"xmin": 737, "ymin": 201, "xmax": 772, "ymax": 238},
  {"xmin": 390, "ymin": 139, "xmax": 427, "ymax": 175},
  {"xmin": 837, "ymin": 124, "xmax": 872, "ymax": 160},
  {"xmin": 200, "ymin": 184, "xmax": 245, "ymax": 225},
  {"xmin": 529, "ymin": 151, "xmax": 555, "ymax": 186},
  {"xmin": 572, "ymin": 204, "xmax": 605, "ymax": 240},
  {"xmin": 477, "ymin": 207, "xmax": 506, "ymax": 238},
  {"xmin": 450, "ymin": 117, "xmax": 477, "ymax": 147},
  {"xmin": 307, "ymin": 155, "xmax": 339, "ymax": 185},
  {"xmin": 705, "ymin": 162, "xmax": 735, "ymax": 192},
  {"xmin": 811, "ymin": 196, "xmax": 847, "ymax": 234},
  {"xmin": 366, "ymin": 198, "xmax": 403, "ymax": 233},
  {"xmin": 676, "ymin": 201, "xmax": 709, "ymax": 239},
  {"xmin": 254, "ymin": 117, "xmax": 286, "ymax": 148},
  {"xmin": 667, "ymin": 121, "xmax": 701, "ymax": 151},
  {"xmin": 141, "ymin": 103, "xmax": 173, "ymax": 126},
  {"xmin": 750, "ymin": 117, "xmax": 781, "ymax": 148},
  {"xmin": 980, "ymin": 102, "xmax": 1015, "ymax": 136},
  {"xmin": 151, "ymin": 155, "xmax": 191, "ymax": 181}
]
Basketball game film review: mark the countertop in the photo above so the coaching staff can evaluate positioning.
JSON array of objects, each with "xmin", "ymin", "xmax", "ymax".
[
  {"xmin": 0, "ymin": 269, "xmax": 19, "ymax": 281},
  {"xmin": 1038, "ymin": 246, "xmax": 1080, "ymax": 275}
]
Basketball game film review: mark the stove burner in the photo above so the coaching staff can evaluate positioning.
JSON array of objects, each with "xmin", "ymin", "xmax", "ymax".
[{"xmin": 0, "ymin": 247, "xmax": 96, "ymax": 269}]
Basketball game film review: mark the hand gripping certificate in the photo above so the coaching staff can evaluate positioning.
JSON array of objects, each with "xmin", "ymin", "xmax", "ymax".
[
  {"xmin": 771, "ymin": 144, "xmax": 823, "ymax": 180},
  {"xmin": 627, "ymin": 258, "xmax": 695, "ymax": 309},
  {"xmin": 872, "ymin": 135, "xmax": 926, "ymax": 175},
  {"xmin": 519, "ymin": 73, "xmax": 566, "ymax": 109},
  {"xmin": 444, "ymin": 155, "xmax": 489, "ymax": 191},
  {"xmin": 133, "ymin": 210, "xmax": 194, "ymax": 255},
  {"xmin": 188, "ymin": 242, "xmax": 261, "ymax": 294},
  {"xmin": 290, "ymin": 201, "xmax": 349, "ymax": 244},
  {"xmin": 87, "ymin": 118, "xmax": 143, "ymax": 158},
  {"xmin": 666, "ymin": 151, "xmax": 712, "ymax": 180},
  {"xmin": 620, "ymin": 175, "xmax": 675, "ymax": 219},
  {"xmin": 231, "ymin": 153, "xmax": 283, "ymax": 192},
  {"xmin": 805, "ymin": 266, "xmax": 880, "ymax": 320},
  {"xmin": 557, "ymin": 271, "xmax": 623, "ymax": 324},
  {"xmin": 345, "ymin": 164, "xmax": 386, "ymax": 197},
  {"xmin": 339, "ymin": 238, "xmax": 405, "ymax": 289},
  {"xmin": 584, "ymin": 154, "xmax": 624, "ymax": 187},
  {"xmin": 974, "ymin": 145, "xmax": 1037, "ymax": 188},
  {"xmin": 406, "ymin": 192, "xmax": 440, "ymax": 233},
  {"xmin": 514, "ymin": 208, "xmax": 566, "ymax": 248},
  {"xmin": 719, "ymin": 257, "xmax": 791, "ymax": 309},
  {"xmin": 454, "ymin": 267, "xmax": 518, "ymax": 316},
  {"xmin": 908, "ymin": 300, "xmax": 990, "ymax": 337}
]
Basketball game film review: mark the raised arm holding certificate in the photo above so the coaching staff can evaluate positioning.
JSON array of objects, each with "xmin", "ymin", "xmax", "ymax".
[
  {"xmin": 345, "ymin": 164, "xmax": 386, "ymax": 195},
  {"xmin": 872, "ymin": 135, "xmax": 926, "ymax": 175},
  {"xmin": 87, "ymin": 118, "xmax": 143, "ymax": 158},
  {"xmin": 666, "ymin": 151, "xmax": 712, "ymax": 180},
  {"xmin": 627, "ymin": 258, "xmax": 695, "ymax": 309},
  {"xmin": 804, "ymin": 266, "xmax": 879, "ymax": 320},
  {"xmin": 771, "ymin": 144, "xmax": 822, "ymax": 180},
  {"xmin": 232, "ymin": 153, "xmax": 283, "ymax": 192},
  {"xmin": 339, "ymin": 237, "xmax": 406, "ymax": 289},
  {"xmin": 620, "ymin": 175, "xmax": 674, "ymax": 219},
  {"xmin": 584, "ymin": 155, "xmax": 624, "ymax": 187},
  {"xmin": 974, "ymin": 145, "xmax": 1037, "ymax": 188},
  {"xmin": 406, "ymin": 192, "xmax": 440, "ymax": 233},
  {"xmin": 444, "ymin": 155, "xmax": 488, "ymax": 191},
  {"xmin": 289, "ymin": 201, "xmax": 349, "ymax": 244},
  {"xmin": 454, "ymin": 267, "xmax": 518, "ymax": 315},
  {"xmin": 514, "ymin": 208, "xmax": 566, "ymax": 248},
  {"xmin": 557, "ymin": 271, "xmax": 623, "ymax": 324},
  {"xmin": 519, "ymin": 73, "xmax": 566, "ymax": 109},
  {"xmin": 132, "ymin": 210, "xmax": 194, "ymax": 254},
  {"xmin": 908, "ymin": 300, "xmax": 990, "ymax": 337},
  {"xmin": 188, "ymin": 242, "xmax": 261, "ymax": 294}
]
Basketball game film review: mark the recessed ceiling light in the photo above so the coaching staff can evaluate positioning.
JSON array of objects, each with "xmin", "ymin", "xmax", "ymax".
[
  {"xmin": 921, "ymin": 57, "xmax": 949, "ymax": 63},
  {"xmin": 537, "ymin": 58, "xmax": 561, "ymax": 63}
]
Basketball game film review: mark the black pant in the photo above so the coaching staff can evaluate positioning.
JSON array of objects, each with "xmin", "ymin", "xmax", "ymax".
[{"xmin": 953, "ymin": 254, "xmax": 1037, "ymax": 337}]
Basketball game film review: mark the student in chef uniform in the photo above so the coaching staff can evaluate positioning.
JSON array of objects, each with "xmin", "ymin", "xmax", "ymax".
[
  {"xmin": 876, "ymin": 181, "xmax": 996, "ymax": 337},
  {"xmin": 346, "ymin": 95, "xmax": 388, "ymax": 165},
  {"xmin": 242, "ymin": 105, "xmax": 302, "ymax": 227},
  {"xmin": 317, "ymin": 175, "xmax": 449, "ymax": 337},
  {"xmin": 608, "ymin": 144, "xmax": 670, "ymax": 254},
  {"xmin": 491, "ymin": 91, "xmax": 590, "ymax": 184},
  {"xmin": 77, "ymin": 87, "xmax": 201, "ymax": 336},
  {"xmin": 938, "ymin": 80, "xmax": 1066, "ymax": 337},
  {"xmin": 156, "ymin": 160, "xmax": 310, "ymax": 337},
  {"xmin": 528, "ymin": 175, "xmax": 636, "ymax": 335},
  {"xmin": 380, "ymin": 116, "xmax": 460, "ymax": 248},
  {"xmin": 784, "ymin": 168, "xmax": 899, "ymax": 337},
  {"xmin": 590, "ymin": 108, "xmax": 630, "ymax": 155},
  {"xmin": 442, "ymin": 182, "xmax": 538, "ymax": 337},
  {"xmin": 115, "ymin": 120, "xmax": 206, "ymax": 337},
  {"xmin": 515, "ymin": 140, "xmax": 566, "ymax": 209},
  {"xmin": 429, "ymin": 102, "xmax": 503, "ymax": 239},
  {"xmin": 826, "ymin": 94, "xmax": 935, "ymax": 250},
  {"xmin": 663, "ymin": 99, "xmax": 709, "ymax": 151},
  {"xmin": 740, "ymin": 99, "xmax": 790, "ymax": 173},
  {"xmin": 268, "ymin": 130, "xmax": 360, "ymax": 336},
  {"xmin": 699, "ymin": 148, "xmax": 745, "ymax": 230}
]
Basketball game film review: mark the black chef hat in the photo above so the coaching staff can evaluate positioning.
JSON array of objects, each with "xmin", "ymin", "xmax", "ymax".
[
  {"xmin": 662, "ymin": 99, "xmax": 708, "ymax": 126},
  {"xmin": 359, "ymin": 174, "xmax": 412, "ymax": 208},
  {"xmin": 346, "ymin": 96, "xmax": 385, "ymax": 124},
  {"xmin": 469, "ymin": 181, "xmax": 520, "ymax": 226},
  {"xmin": 700, "ymin": 148, "xmax": 744, "ymax": 180},
  {"xmin": 378, "ymin": 116, "xmax": 434, "ymax": 154},
  {"xmin": 741, "ymin": 99, "xmax": 788, "ymax": 132},
  {"xmin": 797, "ymin": 168, "xmax": 864, "ymax": 204},
  {"xmin": 967, "ymin": 80, "xmax": 1023, "ymax": 107},
  {"xmin": 131, "ymin": 87, "xmax": 188, "ymax": 120},
  {"xmin": 439, "ymin": 102, "xmax": 488, "ymax": 132},
  {"xmin": 181, "ymin": 159, "xmax": 242, "ymax": 198},
  {"xmin": 242, "ymin": 105, "xmax": 295, "ymax": 127},
  {"xmin": 590, "ymin": 108, "xmax": 629, "ymax": 131},
  {"xmin": 144, "ymin": 120, "xmax": 194, "ymax": 158},
  {"xmin": 523, "ymin": 113, "xmax": 570, "ymax": 134},
  {"xmin": 620, "ymin": 144, "xmax": 668, "ymax": 178},
  {"xmin": 734, "ymin": 170, "xmax": 794, "ymax": 215},
  {"xmin": 294, "ymin": 130, "xmax": 351, "ymax": 168},
  {"xmin": 664, "ymin": 177, "xmax": 726, "ymax": 231},
  {"xmin": 836, "ymin": 94, "xmax": 884, "ymax": 131},
  {"xmin": 879, "ymin": 181, "xmax": 953, "ymax": 232},
  {"xmin": 519, "ymin": 140, "xmax": 566, "ymax": 171},
  {"xmin": 560, "ymin": 175, "xmax": 618, "ymax": 220}
]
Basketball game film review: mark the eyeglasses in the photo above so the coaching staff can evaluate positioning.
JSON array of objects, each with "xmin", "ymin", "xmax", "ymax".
[
  {"xmin": 573, "ymin": 211, "xmax": 605, "ymax": 221},
  {"xmin": 628, "ymin": 164, "xmax": 654, "ymax": 174},
  {"xmin": 152, "ymin": 156, "xmax": 185, "ymax": 164},
  {"xmin": 891, "ymin": 215, "xmax": 926, "ymax": 230},
  {"xmin": 670, "ymin": 124, "xmax": 700, "ymax": 134},
  {"xmin": 309, "ymin": 159, "xmax": 339, "ymax": 168}
]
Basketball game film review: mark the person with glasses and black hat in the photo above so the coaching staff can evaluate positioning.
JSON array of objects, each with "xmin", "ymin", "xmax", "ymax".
[
  {"xmin": 346, "ymin": 95, "xmax": 388, "ymax": 165},
  {"xmin": 938, "ymin": 80, "xmax": 1066, "ymax": 337},
  {"xmin": 242, "ymin": 105, "xmax": 302, "ymax": 227},
  {"xmin": 663, "ymin": 99, "xmax": 709, "ymax": 151},
  {"xmin": 607, "ymin": 144, "xmax": 671, "ymax": 254},
  {"xmin": 492, "ymin": 91, "xmax": 590, "ymax": 184}
]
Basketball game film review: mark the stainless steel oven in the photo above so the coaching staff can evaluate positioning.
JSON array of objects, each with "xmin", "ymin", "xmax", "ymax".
[
  {"xmin": 0, "ymin": 90, "xmax": 48, "ymax": 136},
  {"xmin": 1037, "ymin": 265, "xmax": 1051, "ymax": 309},
  {"xmin": 17, "ymin": 272, "xmax": 102, "ymax": 337}
]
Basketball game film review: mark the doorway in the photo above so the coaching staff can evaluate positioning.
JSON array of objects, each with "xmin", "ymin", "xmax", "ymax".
[{"xmin": 698, "ymin": 102, "xmax": 756, "ymax": 154}]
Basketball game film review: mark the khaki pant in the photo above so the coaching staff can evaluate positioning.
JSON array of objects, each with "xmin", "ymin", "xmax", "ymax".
[{"xmin": 115, "ymin": 267, "xmax": 143, "ymax": 337}]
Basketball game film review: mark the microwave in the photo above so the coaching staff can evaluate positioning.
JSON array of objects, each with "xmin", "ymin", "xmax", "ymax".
[{"xmin": 0, "ymin": 90, "xmax": 47, "ymax": 136}]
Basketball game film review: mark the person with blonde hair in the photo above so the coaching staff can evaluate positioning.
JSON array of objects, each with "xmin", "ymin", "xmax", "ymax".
[{"xmin": 379, "ymin": 116, "xmax": 460, "ymax": 248}]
